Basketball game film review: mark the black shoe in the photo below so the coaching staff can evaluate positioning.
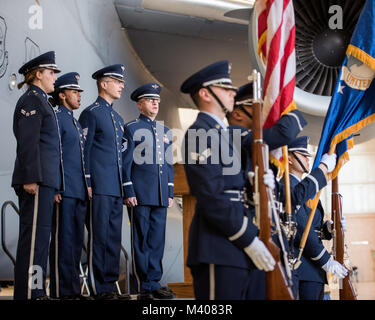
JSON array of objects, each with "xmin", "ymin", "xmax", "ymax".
[
  {"xmin": 138, "ymin": 290, "xmax": 154, "ymax": 300},
  {"xmin": 93, "ymin": 292, "xmax": 118, "ymax": 300},
  {"xmin": 112, "ymin": 293, "xmax": 131, "ymax": 300},
  {"xmin": 152, "ymin": 287, "xmax": 175, "ymax": 300},
  {"xmin": 79, "ymin": 295, "xmax": 95, "ymax": 301},
  {"xmin": 34, "ymin": 295, "xmax": 57, "ymax": 300},
  {"xmin": 58, "ymin": 295, "xmax": 82, "ymax": 300}
]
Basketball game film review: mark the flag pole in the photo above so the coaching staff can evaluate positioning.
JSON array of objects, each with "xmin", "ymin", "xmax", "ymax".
[
  {"xmin": 282, "ymin": 146, "xmax": 292, "ymax": 216},
  {"xmin": 294, "ymin": 146, "xmax": 335, "ymax": 269},
  {"xmin": 294, "ymin": 190, "xmax": 322, "ymax": 269}
]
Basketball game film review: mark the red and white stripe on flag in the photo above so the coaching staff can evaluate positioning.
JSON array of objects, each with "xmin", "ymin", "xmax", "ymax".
[
  {"xmin": 255, "ymin": 0, "xmax": 297, "ymax": 129},
  {"xmin": 255, "ymin": 0, "xmax": 297, "ymax": 177}
]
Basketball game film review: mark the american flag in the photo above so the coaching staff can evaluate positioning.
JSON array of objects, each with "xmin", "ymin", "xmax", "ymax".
[
  {"xmin": 255, "ymin": 0, "xmax": 297, "ymax": 129},
  {"xmin": 255, "ymin": 0, "xmax": 297, "ymax": 174}
]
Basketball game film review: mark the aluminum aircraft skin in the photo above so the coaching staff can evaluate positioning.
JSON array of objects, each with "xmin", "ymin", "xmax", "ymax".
[
  {"xmin": 0, "ymin": 0, "xmax": 187, "ymax": 283},
  {"xmin": 0, "ymin": 0, "xmax": 374, "ymax": 285}
]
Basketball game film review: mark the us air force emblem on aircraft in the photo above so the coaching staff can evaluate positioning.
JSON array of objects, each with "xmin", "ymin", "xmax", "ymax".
[
  {"xmin": 341, "ymin": 54, "xmax": 375, "ymax": 91},
  {"xmin": 0, "ymin": 17, "xmax": 9, "ymax": 79}
]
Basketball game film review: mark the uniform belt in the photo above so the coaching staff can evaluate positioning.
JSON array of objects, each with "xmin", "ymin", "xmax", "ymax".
[{"xmin": 223, "ymin": 190, "xmax": 246, "ymax": 202}]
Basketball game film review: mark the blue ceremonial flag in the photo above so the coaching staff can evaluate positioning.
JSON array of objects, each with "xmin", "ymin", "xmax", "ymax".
[{"xmin": 312, "ymin": 0, "xmax": 375, "ymax": 180}]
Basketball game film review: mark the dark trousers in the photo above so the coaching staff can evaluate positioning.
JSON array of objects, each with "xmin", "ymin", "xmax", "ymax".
[
  {"xmin": 86, "ymin": 194, "xmax": 123, "ymax": 295},
  {"xmin": 245, "ymin": 268, "xmax": 297, "ymax": 300},
  {"xmin": 299, "ymin": 280, "xmax": 324, "ymax": 300},
  {"xmin": 191, "ymin": 264, "xmax": 252, "ymax": 300},
  {"xmin": 49, "ymin": 196, "xmax": 87, "ymax": 298},
  {"xmin": 245, "ymin": 268, "xmax": 266, "ymax": 300},
  {"xmin": 130, "ymin": 205, "xmax": 167, "ymax": 292},
  {"xmin": 13, "ymin": 185, "xmax": 55, "ymax": 300}
]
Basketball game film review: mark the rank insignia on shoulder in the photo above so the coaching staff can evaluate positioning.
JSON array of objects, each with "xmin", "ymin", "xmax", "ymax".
[
  {"xmin": 21, "ymin": 109, "xmax": 37, "ymax": 117},
  {"xmin": 215, "ymin": 124, "xmax": 221, "ymax": 129},
  {"xmin": 190, "ymin": 148, "xmax": 211, "ymax": 162}
]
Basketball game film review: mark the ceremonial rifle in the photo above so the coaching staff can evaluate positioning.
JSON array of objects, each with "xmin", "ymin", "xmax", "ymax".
[
  {"xmin": 332, "ymin": 177, "xmax": 357, "ymax": 300},
  {"xmin": 250, "ymin": 70, "xmax": 294, "ymax": 300}
]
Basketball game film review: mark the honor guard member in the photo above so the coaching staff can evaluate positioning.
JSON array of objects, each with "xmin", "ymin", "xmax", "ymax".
[
  {"xmin": 48, "ymin": 72, "xmax": 88, "ymax": 300},
  {"xmin": 12, "ymin": 51, "xmax": 63, "ymax": 300},
  {"xmin": 123, "ymin": 83, "xmax": 175, "ymax": 300},
  {"xmin": 180, "ymin": 61, "xmax": 276, "ymax": 300},
  {"xmin": 280, "ymin": 136, "xmax": 348, "ymax": 300},
  {"xmin": 78, "ymin": 64, "xmax": 129, "ymax": 300},
  {"xmin": 227, "ymin": 82, "xmax": 308, "ymax": 299},
  {"xmin": 227, "ymin": 82, "xmax": 307, "ymax": 171}
]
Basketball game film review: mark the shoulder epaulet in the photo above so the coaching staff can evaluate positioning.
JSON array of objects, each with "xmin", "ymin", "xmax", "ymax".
[
  {"xmin": 125, "ymin": 119, "xmax": 139, "ymax": 127},
  {"xmin": 21, "ymin": 91, "xmax": 43, "ymax": 108},
  {"xmin": 88, "ymin": 102, "xmax": 101, "ymax": 112},
  {"xmin": 27, "ymin": 89, "xmax": 38, "ymax": 97}
]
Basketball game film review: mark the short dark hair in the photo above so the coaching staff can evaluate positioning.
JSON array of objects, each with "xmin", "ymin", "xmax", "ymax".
[{"xmin": 190, "ymin": 89, "xmax": 203, "ymax": 109}]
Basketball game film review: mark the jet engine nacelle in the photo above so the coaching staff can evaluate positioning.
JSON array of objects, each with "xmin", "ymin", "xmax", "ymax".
[{"xmin": 248, "ymin": 0, "xmax": 375, "ymax": 146}]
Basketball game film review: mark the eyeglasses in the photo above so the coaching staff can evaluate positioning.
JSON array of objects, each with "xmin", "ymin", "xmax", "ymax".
[{"xmin": 143, "ymin": 98, "xmax": 161, "ymax": 103}]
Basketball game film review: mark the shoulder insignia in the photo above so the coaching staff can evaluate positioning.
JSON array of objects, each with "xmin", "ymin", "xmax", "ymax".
[
  {"xmin": 126, "ymin": 119, "xmax": 138, "ymax": 127},
  {"xmin": 89, "ymin": 102, "xmax": 101, "ymax": 112},
  {"xmin": 21, "ymin": 108, "xmax": 37, "ymax": 117}
]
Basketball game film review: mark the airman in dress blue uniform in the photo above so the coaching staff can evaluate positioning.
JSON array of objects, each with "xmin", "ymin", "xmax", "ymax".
[
  {"xmin": 278, "ymin": 136, "xmax": 348, "ymax": 300},
  {"xmin": 11, "ymin": 51, "xmax": 63, "ymax": 300},
  {"xmin": 78, "ymin": 64, "xmax": 129, "ymax": 300},
  {"xmin": 227, "ymin": 82, "xmax": 308, "ymax": 299},
  {"xmin": 122, "ymin": 83, "xmax": 175, "ymax": 300},
  {"xmin": 180, "ymin": 61, "xmax": 276, "ymax": 300},
  {"xmin": 48, "ymin": 72, "xmax": 88, "ymax": 300}
]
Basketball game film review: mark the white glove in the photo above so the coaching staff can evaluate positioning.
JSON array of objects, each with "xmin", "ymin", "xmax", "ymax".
[
  {"xmin": 322, "ymin": 259, "xmax": 348, "ymax": 279},
  {"xmin": 244, "ymin": 237, "xmax": 276, "ymax": 271},
  {"xmin": 327, "ymin": 216, "xmax": 347, "ymax": 233},
  {"xmin": 327, "ymin": 219, "xmax": 334, "ymax": 233},
  {"xmin": 320, "ymin": 153, "xmax": 337, "ymax": 173},
  {"xmin": 263, "ymin": 169, "xmax": 275, "ymax": 190}
]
